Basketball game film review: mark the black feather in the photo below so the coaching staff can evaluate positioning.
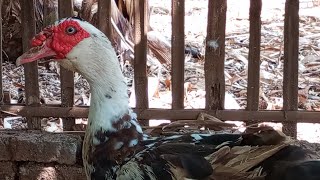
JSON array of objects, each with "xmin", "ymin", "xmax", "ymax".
[
  {"xmin": 179, "ymin": 153, "xmax": 213, "ymax": 179},
  {"xmin": 281, "ymin": 160, "xmax": 320, "ymax": 180},
  {"xmin": 71, "ymin": 16, "xmax": 85, "ymax": 21}
]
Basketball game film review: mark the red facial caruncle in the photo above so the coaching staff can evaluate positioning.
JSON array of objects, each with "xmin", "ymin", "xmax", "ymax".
[
  {"xmin": 31, "ymin": 20, "xmax": 90, "ymax": 59},
  {"xmin": 16, "ymin": 18, "xmax": 90, "ymax": 66},
  {"xmin": 49, "ymin": 20, "xmax": 90, "ymax": 59},
  {"xmin": 31, "ymin": 26, "xmax": 54, "ymax": 47}
]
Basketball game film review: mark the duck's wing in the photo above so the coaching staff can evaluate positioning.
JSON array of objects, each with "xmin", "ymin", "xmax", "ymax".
[
  {"xmin": 117, "ymin": 129, "xmax": 287, "ymax": 180},
  {"xmin": 117, "ymin": 139, "xmax": 218, "ymax": 180},
  {"xmin": 109, "ymin": 132, "xmax": 242, "ymax": 179},
  {"xmin": 88, "ymin": 119, "xmax": 291, "ymax": 180},
  {"xmin": 258, "ymin": 145, "xmax": 320, "ymax": 180}
]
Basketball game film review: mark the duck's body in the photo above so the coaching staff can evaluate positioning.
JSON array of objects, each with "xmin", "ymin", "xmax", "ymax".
[{"xmin": 16, "ymin": 17, "xmax": 320, "ymax": 180}]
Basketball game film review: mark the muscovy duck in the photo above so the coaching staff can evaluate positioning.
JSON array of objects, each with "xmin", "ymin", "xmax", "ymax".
[{"xmin": 16, "ymin": 17, "xmax": 320, "ymax": 180}]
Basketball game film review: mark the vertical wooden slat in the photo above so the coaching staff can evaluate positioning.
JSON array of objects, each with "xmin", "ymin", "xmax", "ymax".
[
  {"xmin": 43, "ymin": 0, "xmax": 58, "ymax": 71},
  {"xmin": 20, "ymin": 0, "xmax": 41, "ymax": 129},
  {"xmin": 58, "ymin": 0, "xmax": 75, "ymax": 131},
  {"xmin": 246, "ymin": 0, "xmax": 262, "ymax": 124},
  {"xmin": 0, "ymin": 0, "xmax": 3, "ymax": 127},
  {"xmin": 2, "ymin": 91, "xmax": 10, "ymax": 128},
  {"xmin": 283, "ymin": 0, "xmax": 299, "ymax": 138},
  {"xmin": 204, "ymin": 0, "xmax": 227, "ymax": 110},
  {"xmin": 43, "ymin": 0, "xmax": 58, "ymax": 27},
  {"xmin": 80, "ymin": 0, "xmax": 95, "ymax": 21},
  {"xmin": 98, "ymin": 0, "xmax": 112, "ymax": 39},
  {"xmin": 171, "ymin": 0, "xmax": 185, "ymax": 110},
  {"xmin": 0, "ymin": 0, "xmax": 3, "ymax": 103},
  {"xmin": 3, "ymin": 91, "xmax": 11, "ymax": 104},
  {"xmin": 133, "ymin": 0, "xmax": 149, "ymax": 110}
]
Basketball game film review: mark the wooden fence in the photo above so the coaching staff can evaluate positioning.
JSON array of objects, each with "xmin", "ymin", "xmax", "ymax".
[{"xmin": 0, "ymin": 0, "xmax": 317, "ymax": 138}]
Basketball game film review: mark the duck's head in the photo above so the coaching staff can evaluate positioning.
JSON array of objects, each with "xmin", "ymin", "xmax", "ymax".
[{"xmin": 16, "ymin": 17, "xmax": 123, "ymax": 86}]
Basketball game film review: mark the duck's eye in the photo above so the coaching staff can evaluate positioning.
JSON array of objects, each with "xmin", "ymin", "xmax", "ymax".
[{"xmin": 65, "ymin": 26, "xmax": 77, "ymax": 35}]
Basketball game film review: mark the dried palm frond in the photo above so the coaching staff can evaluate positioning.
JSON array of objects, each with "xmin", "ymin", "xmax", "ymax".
[{"xmin": 208, "ymin": 140, "xmax": 294, "ymax": 180}]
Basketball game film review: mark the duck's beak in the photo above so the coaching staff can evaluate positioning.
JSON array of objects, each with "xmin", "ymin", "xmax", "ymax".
[
  {"xmin": 16, "ymin": 43, "xmax": 56, "ymax": 66},
  {"xmin": 16, "ymin": 27, "xmax": 56, "ymax": 66}
]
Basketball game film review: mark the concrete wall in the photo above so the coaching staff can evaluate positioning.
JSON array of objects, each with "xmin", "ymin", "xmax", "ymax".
[{"xmin": 0, "ymin": 131, "xmax": 86, "ymax": 180}]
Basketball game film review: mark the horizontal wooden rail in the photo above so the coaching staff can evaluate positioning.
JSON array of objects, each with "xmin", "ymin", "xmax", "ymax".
[{"xmin": 2, "ymin": 105, "xmax": 320, "ymax": 123}]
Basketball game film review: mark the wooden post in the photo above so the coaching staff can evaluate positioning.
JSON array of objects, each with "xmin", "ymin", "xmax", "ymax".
[
  {"xmin": 204, "ymin": 0, "xmax": 227, "ymax": 110},
  {"xmin": 0, "ymin": 0, "xmax": 3, "ymax": 103},
  {"xmin": 171, "ymin": 0, "xmax": 185, "ymax": 110},
  {"xmin": 20, "ymin": 0, "xmax": 41, "ymax": 130},
  {"xmin": 283, "ymin": 0, "xmax": 299, "ymax": 138},
  {"xmin": 98, "ymin": 0, "xmax": 112, "ymax": 39},
  {"xmin": 80, "ymin": 0, "xmax": 95, "ymax": 21},
  {"xmin": 43, "ymin": 0, "xmax": 58, "ymax": 27},
  {"xmin": 246, "ymin": 0, "xmax": 262, "ymax": 125},
  {"xmin": 0, "ymin": 0, "xmax": 2, "ymax": 126},
  {"xmin": 133, "ymin": 0, "xmax": 149, "ymax": 110},
  {"xmin": 58, "ymin": 0, "xmax": 76, "ymax": 131}
]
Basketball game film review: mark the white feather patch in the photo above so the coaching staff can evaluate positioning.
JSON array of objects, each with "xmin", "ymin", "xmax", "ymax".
[
  {"xmin": 164, "ymin": 135, "xmax": 183, "ymax": 140},
  {"xmin": 129, "ymin": 139, "xmax": 138, "ymax": 147},
  {"xmin": 191, "ymin": 134, "xmax": 203, "ymax": 141},
  {"xmin": 114, "ymin": 141, "xmax": 124, "ymax": 150},
  {"xmin": 131, "ymin": 120, "xmax": 143, "ymax": 134}
]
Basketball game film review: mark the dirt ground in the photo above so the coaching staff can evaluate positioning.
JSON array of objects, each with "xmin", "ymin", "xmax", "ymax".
[{"xmin": 2, "ymin": 0, "xmax": 320, "ymax": 143}]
